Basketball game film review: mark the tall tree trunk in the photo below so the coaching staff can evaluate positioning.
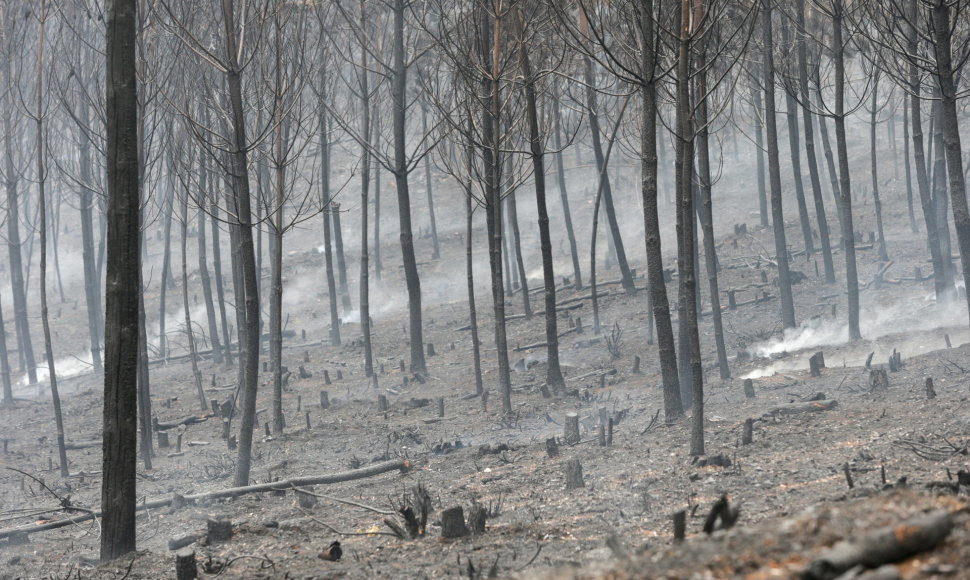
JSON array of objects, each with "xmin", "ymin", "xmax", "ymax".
[
  {"xmin": 582, "ymin": 52, "xmax": 635, "ymax": 294},
  {"xmin": 463, "ymin": 138, "xmax": 484, "ymax": 396},
  {"xmin": 77, "ymin": 99, "xmax": 105, "ymax": 374},
  {"xmin": 903, "ymin": 96, "xmax": 918, "ymax": 234},
  {"xmin": 197, "ymin": 153, "xmax": 223, "ymax": 365},
  {"xmin": 676, "ymin": 0, "xmax": 703, "ymax": 455},
  {"xmin": 33, "ymin": 1, "xmax": 69, "ymax": 480},
  {"xmin": 796, "ymin": 0, "xmax": 835, "ymax": 283},
  {"xmin": 813, "ymin": 68, "xmax": 843, "ymax": 232},
  {"xmin": 930, "ymin": 100, "xmax": 954, "ymax": 300},
  {"xmin": 420, "ymin": 97, "xmax": 440, "ymax": 260},
  {"xmin": 392, "ymin": 0, "xmax": 426, "ymax": 377},
  {"xmin": 181, "ymin": 162, "xmax": 206, "ymax": 411},
  {"xmin": 270, "ymin": 29, "xmax": 286, "ymax": 434},
  {"xmin": 694, "ymin": 33, "xmax": 730, "ymax": 381},
  {"xmin": 359, "ymin": 2, "xmax": 374, "ymax": 378},
  {"xmin": 906, "ymin": 0, "xmax": 945, "ymax": 304},
  {"xmin": 101, "ymin": 0, "xmax": 140, "ymax": 559},
  {"xmin": 516, "ymin": 15, "xmax": 563, "ymax": 390},
  {"xmin": 331, "ymin": 202, "xmax": 352, "ymax": 312},
  {"xmin": 224, "ymin": 0, "xmax": 262, "ymax": 489},
  {"xmin": 750, "ymin": 61, "xmax": 769, "ymax": 228},
  {"xmin": 209, "ymin": 197, "xmax": 234, "ymax": 365},
  {"xmin": 931, "ymin": 0, "xmax": 970, "ymax": 332},
  {"xmin": 2, "ymin": 72, "xmax": 37, "ymax": 384},
  {"xmin": 762, "ymin": 0, "xmax": 797, "ymax": 330},
  {"xmin": 832, "ymin": 0, "xmax": 861, "ymax": 340},
  {"xmin": 479, "ymin": 2, "xmax": 512, "ymax": 414},
  {"xmin": 158, "ymin": 158, "xmax": 175, "ymax": 359},
  {"xmin": 318, "ymin": 103, "xmax": 341, "ymax": 346},
  {"xmin": 551, "ymin": 95, "xmax": 583, "ymax": 289},
  {"xmin": 781, "ymin": 20, "xmax": 815, "ymax": 257},
  {"xmin": 870, "ymin": 69, "xmax": 888, "ymax": 262},
  {"xmin": 373, "ymin": 94, "xmax": 383, "ymax": 282},
  {"xmin": 507, "ymin": 189, "xmax": 531, "ymax": 316},
  {"xmin": 641, "ymin": 0, "xmax": 682, "ymax": 422}
]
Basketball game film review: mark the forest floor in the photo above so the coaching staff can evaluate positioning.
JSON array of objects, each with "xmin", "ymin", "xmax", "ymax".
[{"xmin": 2, "ymin": 158, "xmax": 970, "ymax": 579}]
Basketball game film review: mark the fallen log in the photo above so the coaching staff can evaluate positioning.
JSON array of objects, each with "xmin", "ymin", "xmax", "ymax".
[
  {"xmin": 804, "ymin": 510, "xmax": 951, "ymax": 580},
  {"xmin": 0, "ymin": 459, "xmax": 411, "ymax": 540},
  {"xmin": 763, "ymin": 399, "xmax": 838, "ymax": 418},
  {"xmin": 456, "ymin": 302, "xmax": 584, "ymax": 331},
  {"xmin": 155, "ymin": 415, "xmax": 209, "ymax": 431}
]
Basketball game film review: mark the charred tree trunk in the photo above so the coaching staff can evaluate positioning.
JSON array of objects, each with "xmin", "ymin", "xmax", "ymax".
[
  {"xmin": 420, "ymin": 97, "xmax": 440, "ymax": 261},
  {"xmin": 930, "ymin": 100, "xmax": 954, "ymax": 300},
  {"xmin": 158, "ymin": 158, "xmax": 176, "ymax": 359},
  {"xmin": 0, "ymin": 292, "xmax": 12, "ymax": 407},
  {"xmin": 931, "ymin": 0, "xmax": 970, "ymax": 333},
  {"xmin": 197, "ymin": 158, "xmax": 223, "ymax": 365},
  {"xmin": 903, "ymin": 95, "xmax": 918, "ymax": 234},
  {"xmin": 463, "ymin": 146, "xmax": 484, "ymax": 396},
  {"xmin": 331, "ymin": 203, "xmax": 351, "ymax": 313},
  {"xmin": 582, "ymin": 53, "xmax": 635, "ymax": 294},
  {"xmin": 551, "ymin": 95, "xmax": 583, "ymax": 289},
  {"xmin": 676, "ymin": 0, "xmax": 703, "ymax": 453},
  {"xmin": 507, "ymin": 189, "xmax": 531, "ymax": 317},
  {"xmin": 180, "ymin": 162, "xmax": 206, "ymax": 411},
  {"xmin": 781, "ymin": 20, "xmax": 815, "ymax": 257},
  {"xmin": 750, "ymin": 57, "xmax": 769, "ymax": 228},
  {"xmin": 870, "ymin": 69, "xmax": 888, "ymax": 262},
  {"xmin": 77, "ymin": 99, "xmax": 105, "ymax": 374},
  {"xmin": 797, "ymin": 0, "xmax": 835, "ymax": 283},
  {"xmin": 641, "ymin": 0, "xmax": 683, "ymax": 422},
  {"xmin": 906, "ymin": 0, "xmax": 945, "ymax": 303},
  {"xmin": 694, "ymin": 34, "xmax": 730, "ymax": 381},
  {"xmin": 209, "ymin": 198, "xmax": 233, "ymax": 365},
  {"xmin": 373, "ymin": 94, "xmax": 383, "ymax": 282},
  {"xmin": 319, "ymin": 103, "xmax": 341, "ymax": 347},
  {"xmin": 101, "ymin": 0, "xmax": 140, "ymax": 559},
  {"xmin": 833, "ymin": 0, "xmax": 861, "ymax": 340},
  {"xmin": 392, "ymin": 0, "xmax": 426, "ymax": 377},
  {"xmin": 223, "ymin": 0, "xmax": 262, "ymax": 488},
  {"xmin": 763, "ymin": 0, "xmax": 797, "ymax": 330},
  {"xmin": 359, "ymin": 4, "xmax": 374, "ymax": 378}
]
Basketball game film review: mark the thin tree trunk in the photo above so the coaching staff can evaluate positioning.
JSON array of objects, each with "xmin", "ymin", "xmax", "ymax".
[
  {"xmin": 359, "ymin": 2, "xmax": 374, "ymax": 378},
  {"xmin": 197, "ymin": 153, "xmax": 223, "ymax": 365},
  {"xmin": 78, "ymin": 99, "xmax": 105, "ymax": 374},
  {"xmin": 903, "ymin": 95, "xmax": 918, "ymax": 233},
  {"xmin": 180, "ymin": 160, "xmax": 206, "ymax": 411},
  {"xmin": 33, "ymin": 1, "xmax": 69, "ymax": 479},
  {"xmin": 158, "ymin": 157, "xmax": 175, "ymax": 359},
  {"xmin": 582, "ymin": 52, "xmax": 634, "ymax": 294},
  {"xmin": 676, "ymin": 0, "xmax": 703, "ymax": 455},
  {"xmin": 749, "ymin": 62, "xmax": 768, "ymax": 228},
  {"xmin": 0, "ymin": 291, "xmax": 12, "ymax": 406},
  {"xmin": 463, "ymin": 138, "xmax": 483, "ymax": 396},
  {"xmin": 781, "ymin": 19, "xmax": 814, "ymax": 256},
  {"xmin": 796, "ymin": 0, "xmax": 835, "ymax": 283},
  {"xmin": 373, "ymin": 94, "xmax": 383, "ymax": 282},
  {"xmin": 507, "ymin": 189, "xmax": 531, "ymax": 317},
  {"xmin": 551, "ymin": 95, "xmax": 583, "ymax": 290},
  {"xmin": 813, "ymin": 68, "xmax": 843, "ymax": 231},
  {"xmin": 101, "ymin": 0, "xmax": 140, "ymax": 558},
  {"xmin": 209, "ymin": 197, "xmax": 234, "ymax": 365},
  {"xmin": 331, "ymin": 202, "xmax": 351, "ymax": 312},
  {"xmin": 931, "ymin": 0, "xmax": 970, "ymax": 334},
  {"xmin": 270, "ymin": 26, "xmax": 286, "ymax": 434},
  {"xmin": 763, "ymin": 0, "xmax": 796, "ymax": 330},
  {"xmin": 224, "ymin": 0, "xmax": 262, "ymax": 489},
  {"xmin": 641, "ymin": 0, "xmax": 682, "ymax": 422},
  {"xmin": 392, "ymin": 0, "xmax": 426, "ymax": 377},
  {"xmin": 930, "ymin": 100, "xmax": 954, "ymax": 299},
  {"xmin": 319, "ymin": 103, "xmax": 341, "ymax": 346},
  {"xmin": 420, "ymin": 97, "xmax": 440, "ymax": 261},
  {"xmin": 870, "ymin": 69, "xmax": 888, "ymax": 262},
  {"xmin": 694, "ymin": 33, "xmax": 730, "ymax": 381},
  {"xmin": 832, "ymin": 0, "xmax": 861, "ymax": 340}
]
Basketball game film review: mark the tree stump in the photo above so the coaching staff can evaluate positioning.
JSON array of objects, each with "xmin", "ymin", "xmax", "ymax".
[
  {"xmin": 545, "ymin": 437, "xmax": 559, "ymax": 458},
  {"xmin": 304, "ymin": 350, "xmax": 310, "ymax": 363},
  {"xmin": 299, "ymin": 366, "xmax": 311, "ymax": 379},
  {"xmin": 673, "ymin": 510, "xmax": 686, "ymax": 542},
  {"xmin": 925, "ymin": 377, "xmax": 936, "ymax": 399},
  {"xmin": 377, "ymin": 394, "xmax": 388, "ymax": 413},
  {"xmin": 742, "ymin": 418, "xmax": 754, "ymax": 445},
  {"xmin": 206, "ymin": 517, "xmax": 232, "ymax": 542},
  {"xmin": 297, "ymin": 487, "xmax": 317, "ymax": 509},
  {"xmin": 564, "ymin": 412, "xmax": 580, "ymax": 444},
  {"xmin": 598, "ymin": 424, "xmax": 606, "ymax": 446},
  {"xmin": 426, "ymin": 343, "xmax": 436, "ymax": 357},
  {"xmin": 945, "ymin": 334, "xmax": 952, "ymax": 349},
  {"xmin": 607, "ymin": 418, "xmax": 613, "ymax": 447},
  {"xmin": 565, "ymin": 459, "xmax": 585, "ymax": 490},
  {"xmin": 228, "ymin": 435, "xmax": 237, "ymax": 451},
  {"xmin": 220, "ymin": 399, "xmax": 233, "ymax": 419},
  {"xmin": 870, "ymin": 369, "xmax": 889, "ymax": 392},
  {"xmin": 323, "ymin": 370, "xmax": 331, "ymax": 385},
  {"xmin": 728, "ymin": 290, "xmax": 736, "ymax": 310},
  {"xmin": 158, "ymin": 431, "xmax": 170, "ymax": 448},
  {"xmin": 440, "ymin": 506, "xmax": 468, "ymax": 538},
  {"xmin": 335, "ymin": 370, "xmax": 343, "ymax": 381},
  {"xmin": 743, "ymin": 379, "xmax": 756, "ymax": 398},
  {"xmin": 399, "ymin": 359, "xmax": 406, "ymax": 372},
  {"xmin": 319, "ymin": 390, "xmax": 330, "ymax": 409},
  {"xmin": 436, "ymin": 397, "xmax": 444, "ymax": 418},
  {"xmin": 632, "ymin": 356, "xmax": 641, "ymax": 374},
  {"xmin": 467, "ymin": 504, "xmax": 487, "ymax": 535},
  {"xmin": 809, "ymin": 352, "xmax": 825, "ymax": 377},
  {"xmin": 175, "ymin": 547, "xmax": 198, "ymax": 580}
]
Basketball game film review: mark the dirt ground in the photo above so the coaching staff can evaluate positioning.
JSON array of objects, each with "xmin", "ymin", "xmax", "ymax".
[{"xmin": 2, "ymin": 129, "xmax": 970, "ymax": 579}]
